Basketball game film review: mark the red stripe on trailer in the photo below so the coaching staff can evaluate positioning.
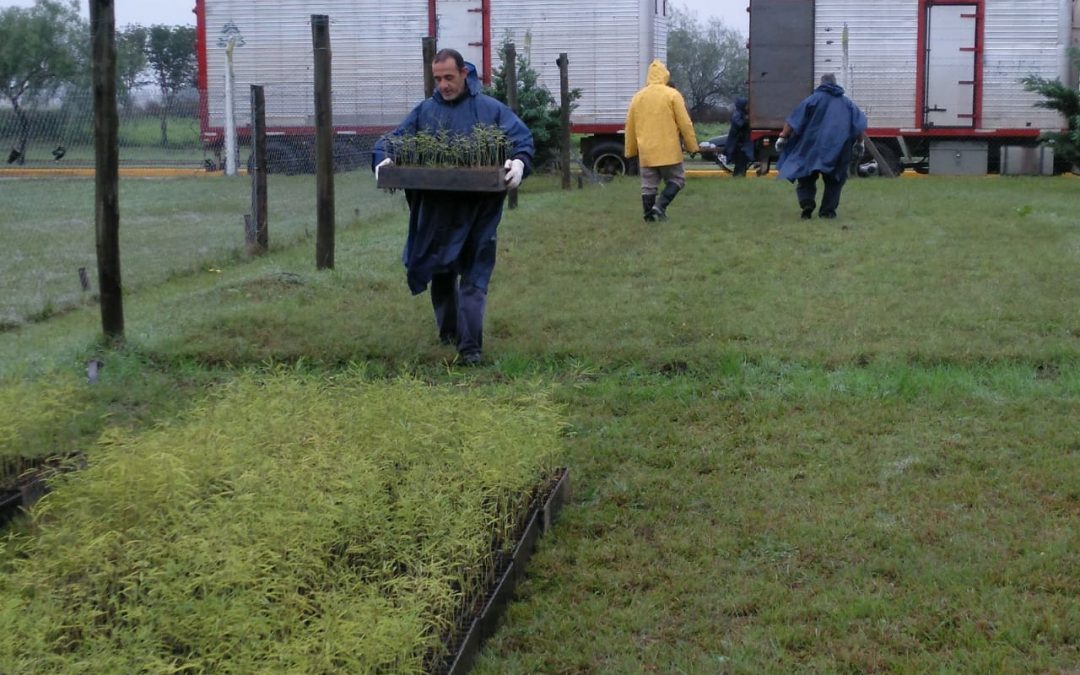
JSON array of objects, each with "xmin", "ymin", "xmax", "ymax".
[
  {"xmin": 428, "ymin": 0, "xmax": 436, "ymax": 40},
  {"xmin": 570, "ymin": 124, "xmax": 625, "ymax": 134},
  {"xmin": 196, "ymin": 0, "xmax": 209, "ymax": 138}
]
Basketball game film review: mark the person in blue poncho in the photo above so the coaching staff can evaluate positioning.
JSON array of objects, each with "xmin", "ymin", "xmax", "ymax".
[
  {"xmin": 724, "ymin": 95, "xmax": 754, "ymax": 177},
  {"xmin": 372, "ymin": 49, "xmax": 534, "ymax": 366},
  {"xmin": 776, "ymin": 73, "xmax": 867, "ymax": 219}
]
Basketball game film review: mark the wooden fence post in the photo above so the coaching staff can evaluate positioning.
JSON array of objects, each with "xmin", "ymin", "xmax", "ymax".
[
  {"xmin": 422, "ymin": 36, "xmax": 437, "ymax": 99},
  {"xmin": 249, "ymin": 84, "xmax": 268, "ymax": 253},
  {"xmin": 557, "ymin": 53, "xmax": 571, "ymax": 191},
  {"xmin": 312, "ymin": 14, "xmax": 334, "ymax": 270},
  {"xmin": 91, "ymin": 0, "xmax": 123, "ymax": 340},
  {"xmin": 505, "ymin": 42, "xmax": 519, "ymax": 209}
]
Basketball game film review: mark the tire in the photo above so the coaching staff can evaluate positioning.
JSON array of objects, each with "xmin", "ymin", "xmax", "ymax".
[
  {"xmin": 333, "ymin": 138, "xmax": 365, "ymax": 173},
  {"xmin": 587, "ymin": 141, "xmax": 630, "ymax": 177},
  {"xmin": 265, "ymin": 140, "xmax": 300, "ymax": 175},
  {"xmin": 856, "ymin": 141, "xmax": 902, "ymax": 177}
]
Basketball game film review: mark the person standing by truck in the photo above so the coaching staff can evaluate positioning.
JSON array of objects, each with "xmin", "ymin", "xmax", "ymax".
[
  {"xmin": 372, "ymin": 48, "xmax": 534, "ymax": 366},
  {"xmin": 624, "ymin": 60, "xmax": 700, "ymax": 222},
  {"xmin": 724, "ymin": 96, "xmax": 755, "ymax": 177},
  {"xmin": 775, "ymin": 73, "xmax": 867, "ymax": 219}
]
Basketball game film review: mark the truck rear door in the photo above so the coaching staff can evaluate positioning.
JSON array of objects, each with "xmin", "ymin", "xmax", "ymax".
[
  {"xmin": 923, "ymin": 4, "xmax": 977, "ymax": 128},
  {"xmin": 748, "ymin": 0, "xmax": 815, "ymax": 129},
  {"xmin": 435, "ymin": 0, "xmax": 485, "ymax": 78}
]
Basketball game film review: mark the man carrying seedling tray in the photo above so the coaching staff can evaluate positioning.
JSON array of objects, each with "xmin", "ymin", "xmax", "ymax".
[{"xmin": 372, "ymin": 48, "xmax": 534, "ymax": 366}]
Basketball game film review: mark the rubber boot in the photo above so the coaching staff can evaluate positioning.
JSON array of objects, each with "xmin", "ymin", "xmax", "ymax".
[
  {"xmin": 652, "ymin": 183, "xmax": 682, "ymax": 221},
  {"xmin": 642, "ymin": 194, "xmax": 657, "ymax": 222}
]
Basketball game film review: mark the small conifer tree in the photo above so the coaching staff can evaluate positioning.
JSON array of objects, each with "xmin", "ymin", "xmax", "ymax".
[
  {"xmin": 486, "ymin": 40, "xmax": 580, "ymax": 168},
  {"xmin": 1022, "ymin": 49, "xmax": 1080, "ymax": 170}
]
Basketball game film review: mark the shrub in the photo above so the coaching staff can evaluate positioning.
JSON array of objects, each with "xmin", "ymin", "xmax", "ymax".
[
  {"xmin": 486, "ymin": 40, "xmax": 581, "ymax": 169},
  {"xmin": 1022, "ymin": 49, "xmax": 1080, "ymax": 169}
]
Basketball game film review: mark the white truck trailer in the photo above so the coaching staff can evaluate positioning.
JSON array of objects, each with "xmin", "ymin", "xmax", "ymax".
[
  {"xmin": 195, "ymin": 0, "xmax": 669, "ymax": 173},
  {"xmin": 748, "ymin": 0, "xmax": 1079, "ymax": 174}
]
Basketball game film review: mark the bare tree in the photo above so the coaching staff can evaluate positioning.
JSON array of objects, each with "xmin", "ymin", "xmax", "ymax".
[
  {"xmin": 666, "ymin": 7, "xmax": 747, "ymax": 119},
  {"xmin": 0, "ymin": 0, "xmax": 82, "ymax": 164},
  {"xmin": 146, "ymin": 24, "xmax": 196, "ymax": 146}
]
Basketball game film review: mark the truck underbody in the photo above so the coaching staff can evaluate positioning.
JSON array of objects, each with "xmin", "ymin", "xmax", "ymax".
[{"xmin": 748, "ymin": 0, "xmax": 1077, "ymax": 175}]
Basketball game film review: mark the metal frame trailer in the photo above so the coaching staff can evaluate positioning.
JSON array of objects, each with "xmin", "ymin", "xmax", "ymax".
[
  {"xmin": 195, "ymin": 0, "xmax": 670, "ymax": 173},
  {"xmin": 748, "ymin": 0, "xmax": 1079, "ymax": 173}
]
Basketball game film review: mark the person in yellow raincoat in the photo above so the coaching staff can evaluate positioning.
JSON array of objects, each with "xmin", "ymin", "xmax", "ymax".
[{"xmin": 624, "ymin": 60, "xmax": 699, "ymax": 222}]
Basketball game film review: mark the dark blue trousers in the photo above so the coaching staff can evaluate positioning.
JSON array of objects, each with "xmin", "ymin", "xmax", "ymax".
[
  {"xmin": 796, "ymin": 171, "xmax": 846, "ymax": 216},
  {"xmin": 430, "ymin": 272, "xmax": 486, "ymax": 357}
]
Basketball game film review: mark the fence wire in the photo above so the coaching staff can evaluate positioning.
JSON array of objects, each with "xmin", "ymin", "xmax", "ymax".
[
  {"xmin": 1, "ymin": 80, "xmax": 417, "ymax": 174},
  {"xmin": 0, "ymin": 82, "xmax": 418, "ymax": 330}
]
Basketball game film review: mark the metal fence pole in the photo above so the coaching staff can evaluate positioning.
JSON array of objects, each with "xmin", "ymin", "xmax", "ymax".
[
  {"xmin": 505, "ymin": 42, "xmax": 519, "ymax": 209},
  {"xmin": 557, "ymin": 53, "xmax": 571, "ymax": 191},
  {"xmin": 312, "ymin": 14, "xmax": 335, "ymax": 270},
  {"xmin": 91, "ymin": 0, "xmax": 123, "ymax": 340},
  {"xmin": 422, "ymin": 36, "xmax": 437, "ymax": 99},
  {"xmin": 249, "ymin": 85, "xmax": 268, "ymax": 252}
]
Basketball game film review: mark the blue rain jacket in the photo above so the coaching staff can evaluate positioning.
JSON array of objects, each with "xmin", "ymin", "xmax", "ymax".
[
  {"xmin": 724, "ymin": 96, "xmax": 754, "ymax": 161},
  {"xmin": 777, "ymin": 83, "xmax": 867, "ymax": 182},
  {"xmin": 372, "ymin": 63, "xmax": 534, "ymax": 295}
]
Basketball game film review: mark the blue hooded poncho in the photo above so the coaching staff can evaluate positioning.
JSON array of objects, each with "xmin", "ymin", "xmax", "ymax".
[
  {"xmin": 777, "ymin": 82, "xmax": 867, "ymax": 182},
  {"xmin": 724, "ymin": 96, "xmax": 754, "ymax": 162},
  {"xmin": 372, "ymin": 63, "xmax": 534, "ymax": 295}
]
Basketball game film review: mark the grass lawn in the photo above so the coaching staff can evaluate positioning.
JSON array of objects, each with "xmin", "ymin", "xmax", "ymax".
[{"xmin": 2, "ymin": 171, "xmax": 1079, "ymax": 671}]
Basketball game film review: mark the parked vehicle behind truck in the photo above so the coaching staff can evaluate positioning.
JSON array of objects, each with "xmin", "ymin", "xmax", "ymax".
[
  {"xmin": 195, "ymin": 0, "xmax": 669, "ymax": 174},
  {"xmin": 748, "ymin": 0, "xmax": 1078, "ymax": 174}
]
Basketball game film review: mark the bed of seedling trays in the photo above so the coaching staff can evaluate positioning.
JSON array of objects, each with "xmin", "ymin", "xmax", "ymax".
[
  {"xmin": 439, "ymin": 467, "xmax": 569, "ymax": 674},
  {"xmin": 1, "ymin": 461, "xmax": 569, "ymax": 675}
]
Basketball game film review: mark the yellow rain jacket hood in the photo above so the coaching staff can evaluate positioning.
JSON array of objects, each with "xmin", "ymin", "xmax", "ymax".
[{"xmin": 624, "ymin": 60, "xmax": 699, "ymax": 167}]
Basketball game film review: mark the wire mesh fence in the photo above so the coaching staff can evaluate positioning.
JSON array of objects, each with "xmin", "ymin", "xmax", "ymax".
[
  {"xmin": 2, "ymin": 87, "xmax": 206, "ymax": 171},
  {"xmin": 0, "ymin": 81, "xmax": 416, "ymax": 174},
  {"xmin": 0, "ymin": 82, "xmax": 417, "ymax": 330}
]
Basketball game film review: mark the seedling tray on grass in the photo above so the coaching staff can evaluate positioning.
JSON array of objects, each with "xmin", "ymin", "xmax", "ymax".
[
  {"xmin": 441, "ymin": 467, "xmax": 570, "ymax": 675},
  {"xmin": 377, "ymin": 165, "xmax": 508, "ymax": 192},
  {"xmin": 0, "ymin": 474, "xmax": 47, "ymax": 527}
]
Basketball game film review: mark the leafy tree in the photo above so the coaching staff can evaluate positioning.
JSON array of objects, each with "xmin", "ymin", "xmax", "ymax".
[
  {"xmin": 1022, "ymin": 49, "xmax": 1080, "ymax": 170},
  {"xmin": 0, "ymin": 0, "xmax": 82, "ymax": 164},
  {"xmin": 666, "ymin": 6, "xmax": 747, "ymax": 118},
  {"xmin": 117, "ymin": 25, "xmax": 149, "ymax": 107},
  {"xmin": 486, "ymin": 42, "xmax": 580, "ymax": 168},
  {"xmin": 146, "ymin": 24, "xmax": 196, "ymax": 146}
]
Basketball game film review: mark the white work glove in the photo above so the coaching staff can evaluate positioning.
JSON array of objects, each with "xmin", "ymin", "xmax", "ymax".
[
  {"xmin": 504, "ymin": 158, "xmax": 524, "ymax": 189},
  {"xmin": 774, "ymin": 136, "xmax": 788, "ymax": 153},
  {"xmin": 375, "ymin": 157, "xmax": 393, "ymax": 181}
]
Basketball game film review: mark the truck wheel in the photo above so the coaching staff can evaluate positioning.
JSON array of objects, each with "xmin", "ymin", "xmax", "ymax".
[
  {"xmin": 265, "ymin": 140, "xmax": 300, "ymax": 175},
  {"xmin": 856, "ymin": 142, "xmax": 902, "ymax": 177},
  {"xmin": 587, "ymin": 141, "xmax": 630, "ymax": 177},
  {"xmin": 333, "ymin": 138, "xmax": 364, "ymax": 173}
]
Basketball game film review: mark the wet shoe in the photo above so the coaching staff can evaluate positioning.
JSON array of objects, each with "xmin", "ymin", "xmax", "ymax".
[
  {"xmin": 649, "ymin": 206, "xmax": 667, "ymax": 222},
  {"xmin": 800, "ymin": 208, "xmax": 813, "ymax": 220},
  {"xmin": 459, "ymin": 351, "xmax": 482, "ymax": 366},
  {"xmin": 819, "ymin": 211, "xmax": 837, "ymax": 219}
]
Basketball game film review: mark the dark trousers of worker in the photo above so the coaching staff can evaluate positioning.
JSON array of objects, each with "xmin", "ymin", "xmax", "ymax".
[
  {"xmin": 431, "ymin": 272, "xmax": 485, "ymax": 357},
  {"xmin": 796, "ymin": 171, "xmax": 845, "ymax": 215},
  {"xmin": 731, "ymin": 152, "xmax": 750, "ymax": 177}
]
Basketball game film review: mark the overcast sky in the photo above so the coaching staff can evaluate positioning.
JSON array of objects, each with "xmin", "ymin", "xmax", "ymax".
[{"xmin": 0, "ymin": 1, "xmax": 748, "ymax": 34}]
